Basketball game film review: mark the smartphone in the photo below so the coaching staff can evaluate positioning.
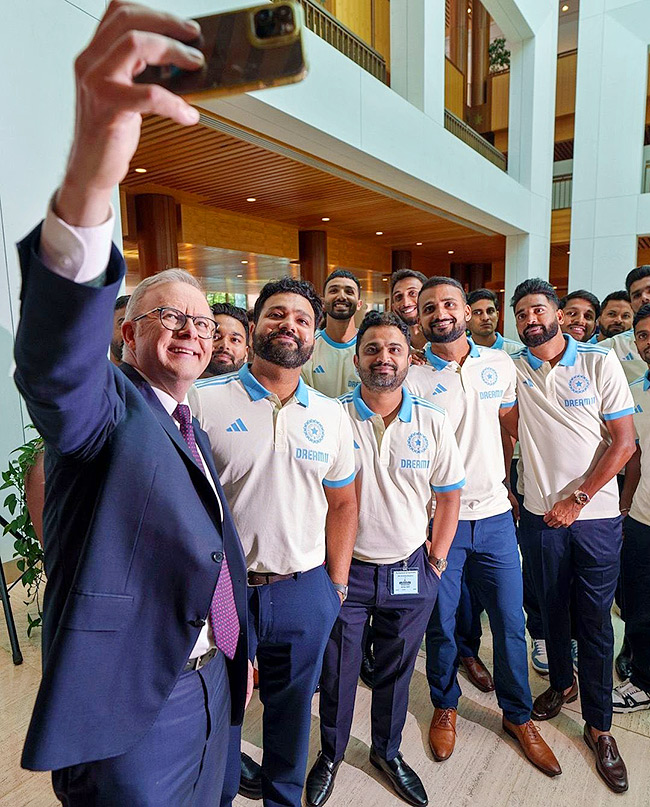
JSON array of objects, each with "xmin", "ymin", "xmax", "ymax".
[{"xmin": 135, "ymin": 2, "xmax": 308, "ymax": 100}]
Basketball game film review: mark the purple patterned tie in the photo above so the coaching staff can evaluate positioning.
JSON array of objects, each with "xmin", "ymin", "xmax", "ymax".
[{"xmin": 173, "ymin": 404, "xmax": 239, "ymax": 660}]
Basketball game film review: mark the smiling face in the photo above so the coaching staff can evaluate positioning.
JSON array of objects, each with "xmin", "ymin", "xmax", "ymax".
[
  {"xmin": 468, "ymin": 298, "xmax": 499, "ymax": 339},
  {"xmin": 207, "ymin": 314, "xmax": 249, "ymax": 375},
  {"xmin": 122, "ymin": 281, "xmax": 213, "ymax": 398},
  {"xmin": 355, "ymin": 325, "xmax": 411, "ymax": 391},
  {"xmin": 323, "ymin": 277, "xmax": 361, "ymax": 322},
  {"xmin": 514, "ymin": 293, "xmax": 563, "ymax": 347},
  {"xmin": 599, "ymin": 299, "xmax": 633, "ymax": 339},
  {"xmin": 561, "ymin": 297, "xmax": 597, "ymax": 342},
  {"xmin": 391, "ymin": 277, "xmax": 423, "ymax": 326},
  {"xmin": 252, "ymin": 292, "xmax": 316, "ymax": 369},
  {"xmin": 418, "ymin": 283, "xmax": 470, "ymax": 344}
]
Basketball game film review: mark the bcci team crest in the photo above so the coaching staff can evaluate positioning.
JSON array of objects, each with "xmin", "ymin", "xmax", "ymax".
[
  {"xmin": 407, "ymin": 432, "xmax": 429, "ymax": 454},
  {"xmin": 304, "ymin": 419, "xmax": 325, "ymax": 444},
  {"xmin": 569, "ymin": 374, "xmax": 590, "ymax": 394},
  {"xmin": 481, "ymin": 367, "xmax": 498, "ymax": 386}
]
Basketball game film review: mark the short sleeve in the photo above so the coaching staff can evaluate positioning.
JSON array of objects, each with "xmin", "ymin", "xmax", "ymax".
[
  {"xmin": 430, "ymin": 412, "xmax": 466, "ymax": 493},
  {"xmin": 600, "ymin": 350, "xmax": 635, "ymax": 421},
  {"xmin": 323, "ymin": 405, "xmax": 357, "ymax": 488},
  {"xmin": 500, "ymin": 355, "xmax": 517, "ymax": 408}
]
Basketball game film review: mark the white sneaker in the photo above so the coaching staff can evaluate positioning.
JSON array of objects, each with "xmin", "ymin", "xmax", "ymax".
[
  {"xmin": 612, "ymin": 681, "xmax": 650, "ymax": 713},
  {"xmin": 571, "ymin": 639, "xmax": 578, "ymax": 673},
  {"xmin": 531, "ymin": 639, "xmax": 549, "ymax": 676}
]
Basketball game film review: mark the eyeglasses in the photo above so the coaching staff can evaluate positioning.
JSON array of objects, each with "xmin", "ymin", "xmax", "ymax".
[{"xmin": 132, "ymin": 307, "xmax": 218, "ymax": 339}]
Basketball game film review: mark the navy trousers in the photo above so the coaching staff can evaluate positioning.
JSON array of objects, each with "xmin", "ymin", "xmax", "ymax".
[
  {"xmin": 52, "ymin": 651, "xmax": 230, "ymax": 807},
  {"xmin": 520, "ymin": 509, "xmax": 621, "ymax": 730},
  {"xmin": 455, "ymin": 567, "xmax": 483, "ymax": 658},
  {"xmin": 222, "ymin": 565, "xmax": 340, "ymax": 807},
  {"xmin": 319, "ymin": 545, "xmax": 438, "ymax": 762},
  {"xmin": 425, "ymin": 511, "xmax": 532, "ymax": 724},
  {"xmin": 621, "ymin": 516, "xmax": 650, "ymax": 691}
]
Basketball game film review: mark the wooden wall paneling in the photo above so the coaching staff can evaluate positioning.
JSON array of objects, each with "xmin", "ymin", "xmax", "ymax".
[
  {"xmin": 333, "ymin": 0, "xmax": 372, "ymax": 45},
  {"xmin": 489, "ymin": 72, "xmax": 509, "ymax": 133},
  {"xmin": 551, "ymin": 209, "xmax": 571, "ymax": 244},
  {"xmin": 555, "ymin": 51, "xmax": 577, "ymax": 118},
  {"xmin": 373, "ymin": 0, "xmax": 390, "ymax": 66},
  {"xmin": 445, "ymin": 58, "xmax": 465, "ymax": 118}
]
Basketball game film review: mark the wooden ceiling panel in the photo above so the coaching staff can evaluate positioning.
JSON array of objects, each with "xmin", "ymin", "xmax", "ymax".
[{"xmin": 122, "ymin": 115, "xmax": 505, "ymax": 265}]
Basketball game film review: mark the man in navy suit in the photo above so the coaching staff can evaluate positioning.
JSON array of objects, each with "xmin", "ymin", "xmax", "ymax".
[{"xmin": 13, "ymin": 3, "xmax": 250, "ymax": 804}]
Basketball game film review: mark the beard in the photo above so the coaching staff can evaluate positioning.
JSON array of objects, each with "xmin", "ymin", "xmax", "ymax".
[
  {"xmin": 521, "ymin": 319, "xmax": 560, "ymax": 347},
  {"xmin": 358, "ymin": 361, "xmax": 408, "ymax": 392},
  {"xmin": 325, "ymin": 299, "xmax": 356, "ymax": 321},
  {"xmin": 205, "ymin": 352, "xmax": 245, "ymax": 376},
  {"xmin": 253, "ymin": 329, "xmax": 314, "ymax": 369},
  {"xmin": 396, "ymin": 310, "xmax": 418, "ymax": 327},
  {"xmin": 599, "ymin": 323, "xmax": 626, "ymax": 339},
  {"xmin": 421, "ymin": 319, "xmax": 466, "ymax": 344},
  {"xmin": 110, "ymin": 339, "xmax": 123, "ymax": 362}
]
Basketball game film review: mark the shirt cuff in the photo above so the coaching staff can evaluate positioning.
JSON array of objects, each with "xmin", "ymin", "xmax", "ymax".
[{"xmin": 40, "ymin": 196, "xmax": 115, "ymax": 284}]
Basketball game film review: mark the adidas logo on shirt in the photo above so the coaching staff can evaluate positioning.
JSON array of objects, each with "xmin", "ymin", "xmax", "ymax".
[
  {"xmin": 522, "ymin": 379, "xmax": 534, "ymax": 387},
  {"xmin": 226, "ymin": 419, "xmax": 248, "ymax": 433},
  {"xmin": 431, "ymin": 384, "xmax": 447, "ymax": 395},
  {"xmin": 622, "ymin": 352, "xmax": 634, "ymax": 361},
  {"xmin": 314, "ymin": 365, "xmax": 326, "ymax": 374},
  {"xmin": 635, "ymin": 404, "xmax": 644, "ymax": 414}
]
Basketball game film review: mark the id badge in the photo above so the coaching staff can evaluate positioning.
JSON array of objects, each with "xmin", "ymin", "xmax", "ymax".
[{"xmin": 391, "ymin": 568, "xmax": 419, "ymax": 595}]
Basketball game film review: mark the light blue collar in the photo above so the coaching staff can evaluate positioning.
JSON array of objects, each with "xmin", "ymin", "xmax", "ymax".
[
  {"xmin": 525, "ymin": 333, "xmax": 578, "ymax": 370},
  {"xmin": 239, "ymin": 364, "xmax": 309, "ymax": 406},
  {"xmin": 645, "ymin": 370, "xmax": 650, "ymax": 392},
  {"xmin": 352, "ymin": 384, "xmax": 413, "ymax": 423},
  {"xmin": 493, "ymin": 333, "xmax": 505, "ymax": 350},
  {"xmin": 319, "ymin": 329, "xmax": 357, "ymax": 349},
  {"xmin": 425, "ymin": 337, "xmax": 480, "ymax": 369}
]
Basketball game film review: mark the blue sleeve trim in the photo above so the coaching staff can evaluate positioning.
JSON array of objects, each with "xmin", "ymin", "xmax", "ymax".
[
  {"xmin": 431, "ymin": 478, "xmax": 465, "ymax": 493},
  {"xmin": 499, "ymin": 399, "xmax": 517, "ymax": 409},
  {"xmin": 603, "ymin": 408, "xmax": 635, "ymax": 421},
  {"xmin": 323, "ymin": 470, "xmax": 357, "ymax": 488}
]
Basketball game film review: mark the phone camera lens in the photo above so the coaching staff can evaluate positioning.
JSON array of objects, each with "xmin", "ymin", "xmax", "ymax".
[
  {"xmin": 257, "ymin": 9, "xmax": 271, "ymax": 22},
  {"xmin": 277, "ymin": 6, "xmax": 292, "ymax": 20}
]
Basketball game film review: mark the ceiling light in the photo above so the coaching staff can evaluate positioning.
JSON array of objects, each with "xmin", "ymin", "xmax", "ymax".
[
  {"xmin": 467, "ymin": 6, "xmax": 471, "ymax": 13},
  {"xmin": 246, "ymin": 197, "xmax": 256, "ymax": 202},
  {"xmin": 382, "ymin": 277, "xmax": 388, "ymax": 281},
  {"xmin": 499, "ymin": 289, "xmax": 505, "ymax": 293},
  {"xmin": 241, "ymin": 260, "xmax": 248, "ymax": 264},
  {"xmin": 567, "ymin": 250, "xmax": 570, "ymax": 254},
  {"xmin": 236, "ymin": 274, "xmax": 243, "ymax": 278},
  {"xmin": 416, "ymin": 242, "xmax": 423, "ymax": 246},
  {"xmin": 134, "ymin": 168, "xmax": 147, "ymax": 173},
  {"xmin": 321, "ymin": 217, "xmax": 330, "ymax": 222},
  {"xmin": 376, "ymin": 231, "xmax": 383, "ymax": 236},
  {"xmin": 561, "ymin": 4, "xmax": 569, "ymax": 11},
  {"xmin": 448, "ymin": 250, "xmax": 454, "ymax": 255}
]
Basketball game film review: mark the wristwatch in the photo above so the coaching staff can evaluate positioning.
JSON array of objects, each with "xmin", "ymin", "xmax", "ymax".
[
  {"xmin": 573, "ymin": 490, "xmax": 590, "ymax": 507},
  {"xmin": 332, "ymin": 583, "xmax": 348, "ymax": 601},
  {"xmin": 430, "ymin": 556, "xmax": 448, "ymax": 574}
]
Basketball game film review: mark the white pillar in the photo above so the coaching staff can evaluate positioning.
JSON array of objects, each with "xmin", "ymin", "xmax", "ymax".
[
  {"xmin": 569, "ymin": 0, "xmax": 650, "ymax": 298},
  {"xmin": 389, "ymin": 0, "xmax": 445, "ymax": 123}
]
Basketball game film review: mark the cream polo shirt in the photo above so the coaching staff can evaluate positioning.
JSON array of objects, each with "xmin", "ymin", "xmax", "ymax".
[
  {"xmin": 301, "ymin": 329, "xmax": 359, "ymax": 398},
  {"xmin": 511, "ymin": 335, "xmax": 634, "ymax": 519},
  {"xmin": 600, "ymin": 330, "xmax": 646, "ymax": 383},
  {"xmin": 628, "ymin": 372, "xmax": 650, "ymax": 526},
  {"xmin": 406, "ymin": 339, "xmax": 516, "ymax": 520},
  {"xmin": 339, "ymin": 385, "xmax": 465, "ymax": 565},
  {"xmin": 492, "ymin": 332, "xmax": 523, "ymax": 356},
  {"xmin": 192, "ymin": 364, "xmax": 356, "ymax": 575}
]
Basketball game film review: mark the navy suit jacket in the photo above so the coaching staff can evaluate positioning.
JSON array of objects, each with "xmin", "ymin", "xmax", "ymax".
[{"xmin": 14, "ymin": 225, "xmax": 248, "ymax": 772}]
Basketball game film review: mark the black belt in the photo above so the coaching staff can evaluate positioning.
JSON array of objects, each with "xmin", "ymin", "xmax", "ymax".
[{"xmin": 184, "ymin": 647, "xmax": 217, "ymax": 672}]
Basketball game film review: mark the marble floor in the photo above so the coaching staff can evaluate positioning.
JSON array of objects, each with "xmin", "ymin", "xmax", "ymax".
[{"xmin": 1, "ymin": 586, "xmax": 649, "ymax": 807}]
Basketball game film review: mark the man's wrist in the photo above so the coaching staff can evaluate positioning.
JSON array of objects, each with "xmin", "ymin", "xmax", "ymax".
[{"xmin": 55, "ymin": 178, "xmax": 113, "ymax": 228}]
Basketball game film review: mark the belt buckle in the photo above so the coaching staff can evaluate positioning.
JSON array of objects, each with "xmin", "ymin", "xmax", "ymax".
[
  {"xmin": 247, "ymin": 572, "xmax": 268, "ymax": 587},
  {"xmin": 196, "ymin": 648, "xmax": 217, "ymax": 670}
]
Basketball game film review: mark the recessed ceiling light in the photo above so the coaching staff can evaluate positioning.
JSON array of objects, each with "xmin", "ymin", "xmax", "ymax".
[
  {"xmin": 134, "ymin": 168, "xmax": 147, "ymax": 173},
  {"xmin": 448, "ymin": 250, "xmax": 454, "ymax": 255},
  {"xmin": 241, "ymin": 260, "xmax": 249, "ymax": 264},
  {"xmin": 236, "ymin": 274, "xmax": 243, "ymax": 278},
  {"xmin": 467, "ymin": 6, "xmax": 471, "ymax": 13},
  {"xmin": 561, "ymin": 4, "xmax": 569, "ymax": 11},
  {"xmin": 376, "ymin": 231, "xmax": 383, "ymax": 236},
  {"xmin": 416, "ymin": 242, "xmax": 423, "ymax": 246},
  {"xmin": 567, "ymin": 250, "xmax": 570, "ymax": 254},
  {"xmin": 246, "ymin": 197, "xmax": 256, "ymax": 202},
  {"xmin": 382, "ymin": 277, "xmax": 388, "ymax": 281},
  {"xmin": 321, "ymin": 217, "xmax": 330, "ymax": 222},
  {"xmin": 499, "ymin": 289, "xmax": 505, "ymax": 293}
]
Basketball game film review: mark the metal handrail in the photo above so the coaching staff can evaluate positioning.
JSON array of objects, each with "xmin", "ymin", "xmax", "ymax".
[
  {"xmin": 552, "ymin": 174, "xmax": 573, "ymax": 209},
  {"xmin": 443, "ymin": 110, "xmax": 507, "ymax": 171}
]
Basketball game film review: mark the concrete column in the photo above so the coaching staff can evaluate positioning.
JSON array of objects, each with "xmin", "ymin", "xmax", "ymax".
[
  {"xmin": 135, "ymin": 194, "xmax": 179, "ymax": 278},
  {"xmin": 299, "ymin": 230, "xmax": 328, "ymax": 293},
  {"xmin": 470, "ymin": 1, "xmax": 490, "ymax": 107},
  {"xmin": 390, "ymin": 0, "xmax": 445, "ymax": 122},
  {"xmin": 569, "ymin": 0, "xmax": 650, "ymax": 298}
]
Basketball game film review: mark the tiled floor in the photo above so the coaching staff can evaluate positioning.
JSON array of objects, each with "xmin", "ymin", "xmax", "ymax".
[{"xmin": 2, "ymin": 586, "xmax": 649, "ymax": 806}]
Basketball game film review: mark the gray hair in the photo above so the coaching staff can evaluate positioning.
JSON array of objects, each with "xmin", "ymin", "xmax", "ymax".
[{"xmin": 125, "ymin": 269, "xmax": 204, "ymax": 320}]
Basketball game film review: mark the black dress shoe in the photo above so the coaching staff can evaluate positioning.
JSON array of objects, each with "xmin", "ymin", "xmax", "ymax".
[
  {"xmin": 360, "ymin": 651, "xmax": 375, "ymax": 689},
  {"xmin": 583, "ymin": 727, "xmax": 629, "ymax": 793},
  {"xmin": 239, "ymin": 752, "xmax": 263, "ymax": 800},
  {"xmin": 305, "ymin": 752, "xmax": 342, "ymax": 807},
  {"xmin": 615, "ymin": 638, "xmax": 633, "ymax": 681},
  {"xmin": 369, "ymin": 747, "xmax": 428, "ymax": 807}
]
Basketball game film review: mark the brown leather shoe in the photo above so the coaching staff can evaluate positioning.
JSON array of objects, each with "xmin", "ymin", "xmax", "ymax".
[
  {"xmin": 583, "ymin": 727, "xmax": 629, "ymax": 793},
  {"xmin": 502, "ymin": 718, "xmax": 562, "ymax": 777},
  {"xmin": 428, "ymin": 708, "xmax": 457, "ymax": 761},
  {"xmin": 532, "ymin": 678, "xmax": 578, "ymax": 720},
  {"xmin": 460, "ymin": 656, "xmax": 495, "ymax": 692}
]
